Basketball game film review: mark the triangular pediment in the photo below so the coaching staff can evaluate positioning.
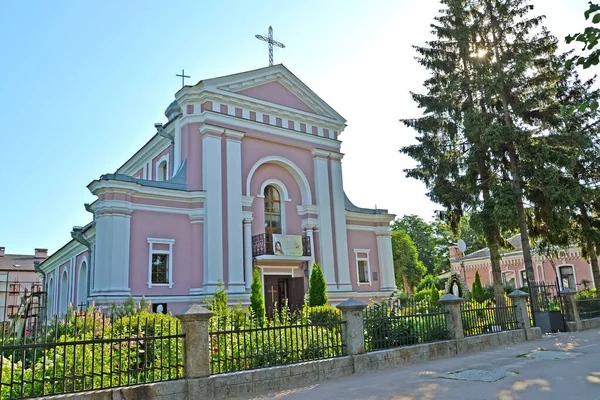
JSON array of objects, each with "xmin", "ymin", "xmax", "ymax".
[{"xmin": 199, "ymin": 65, "xmax": 345, "ymax": 123}]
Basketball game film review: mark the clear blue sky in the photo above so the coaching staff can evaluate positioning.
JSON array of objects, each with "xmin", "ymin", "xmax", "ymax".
[{"xmin": 0, "ymin": 0, "xmax": 591, "ymax": 255}]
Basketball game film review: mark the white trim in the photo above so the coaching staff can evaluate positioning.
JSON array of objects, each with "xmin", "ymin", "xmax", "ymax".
[
  {"xmin": 254, "ymin": 255, "xmax": 312, "ymax": 262},
  {"xmin": 147, "ymin": 238, "xmax": 175, "ymax": 288},
  {"xmin": 518, "ymin": 267, "xmax": 527, "ymax": 287},
  {"xmin": 59, "ymin": 269, "xmax": 69, "ymax": 316},
  {"xmin": 88, "ymin": 180, "xmax": 206, "ymax": 203},
  {"xmin": 226, "ymin": 132, "xmax": 245, "ymax": 292},
  {"xmin": 354, "ymin": 249, "xmax": 371, "ymax": 286},
  {"xmin": 155, "ymin": 154, "xmax": 169, "ymax": 181},
  {"xmin": 47, "ymin": 276, "xmax": 55, "ymax": 316},
  {"xmin": 246, "ymin": 156, "xmax": 313, "ymax": 205},
  {"xmin": 313, "ymin": 153, "xmax": 336, "ymax": 285},
  {"xmin": 556, "ymin": 264, "xmax": 577, "ymax": 290},
  {"xmin": 346, "ymin": 211, "xmax": 395, "ymax": 223},
  {"xmin": 117, "ymin": 135, "xmax": 171, "ymax": 176},
  {"xmin": 331, "ymin": 158, "xmax": 351, "ymax": 289},
  {"xmin": 501, "ymin": 270, "xmax": 516, "ymax": 286},
  {"xmin": 346, "ymin": 224, "xmax": 376, "ymax": 232},
  {"xmin": 261, "ymin": 181, "xmax": 288, "ymax": 234}
]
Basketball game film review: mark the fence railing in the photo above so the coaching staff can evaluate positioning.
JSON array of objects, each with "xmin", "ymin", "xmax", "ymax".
[
  {"xmin": 363, "ymin": 299, "xmax": 448, "ymax": 351},
  {"xmin": 0, "ymin": 307, "xmax": 184, "ymax": 399},
  {"xmin": 576, "ymin": 298, "xmax": 600, "ymax": 320},
  {"xmin": 460, "ymin": 297, "xmax": 519, "ymax": 337},
  {"xmin": 208, "ymin": 310, "xmax": 344, "ymax": 374}
]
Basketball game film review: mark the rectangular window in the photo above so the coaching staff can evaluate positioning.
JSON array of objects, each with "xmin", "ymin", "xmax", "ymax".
[
  {"xmin": 8, "ymin": 284, "xmax": 20, "ymax": 295},
  {"xmin": 7, "ymin": 305, "xmax": 17, "ymax": 317},
  {"xmin": 354, "ymin": 250, "xmax": 371, "ymax": 285},
  {"xmin": 152, "ymin": 254, "xmax": 169, "ymax": 284},
  {"xmin": 520, "ymin": 270, "xmax": 528, "ymax": 287},
  {"xmin": 147, "ymin": 238, "xmax": 175, "ymax": 288}
]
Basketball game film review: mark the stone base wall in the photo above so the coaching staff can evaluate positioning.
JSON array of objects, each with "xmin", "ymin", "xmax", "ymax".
[
  {"xmin": 566, "ymin": 317, "xmax": 600, "ymax": 332},
  {"xmin": 45, "ymin": 328, "xmax": 541, "ymax": 400}
]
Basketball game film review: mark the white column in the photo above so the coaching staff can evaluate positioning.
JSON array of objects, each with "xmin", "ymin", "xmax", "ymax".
[
  {"xmin": 305, "ymin": 226, "xmax": 316, "ymax": 276},
  {"xmin": 92, "ymin": 210, "xmax": 132, "ymax": 296},
  {"xmin": 376, "ymin": 227, "xmax": 396, "ymax": 291},
  {"xmin": 330, "ymin": 155, "xmax": 352, "ymax": 291},
  {"xmin": 244, "ymin": 218, "xmax": 253, "ymax": 289},
  {"xmin": 201, "ymin": 124, "xmax": 224, "ymax": 292},
  {"xmin": 312, "ymin": 149, "xmax": 337, "ymax": 287},
  {"xmin": 226, "ymin": 129, "xmax": 245, "ymax": 293},
  {"xmin": 173, "ymin": 118, "xmax": 181, "ymax": 173}
]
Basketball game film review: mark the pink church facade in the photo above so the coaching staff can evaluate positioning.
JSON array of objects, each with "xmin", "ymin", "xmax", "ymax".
[{"xmin": 40, "ymin": 65, "xmax": 396, "ymax": 316}]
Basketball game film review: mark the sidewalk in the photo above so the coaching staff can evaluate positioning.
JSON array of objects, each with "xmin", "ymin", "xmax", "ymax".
[{"xmin": 235, "ymin": 329, "xmax": 600, "ymax": 400}]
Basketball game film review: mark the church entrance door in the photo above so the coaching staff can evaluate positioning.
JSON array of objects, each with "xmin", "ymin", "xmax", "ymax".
[{"xmin": 264, "ymin": 275, "xmax": 304, "ymax": 318}]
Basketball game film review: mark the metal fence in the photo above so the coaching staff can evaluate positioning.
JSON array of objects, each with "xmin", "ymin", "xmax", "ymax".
[
  {"xmin": 460, "ymin": 297, "xmax": 518, "ymax": 337},
  {"xmin": 576, "ymin": 298, "xmax": 600, "ymax": 320},
  {"xmin": 0, "ymin": 307, "xmax": 184, "ymax": 399},
  {"xmin": 363, "ymin": 299, "xmax": 448, "ymax": 351},
  {"xmin": 208, "ymin": 310, "xmax": 344, "ymax": 374}
]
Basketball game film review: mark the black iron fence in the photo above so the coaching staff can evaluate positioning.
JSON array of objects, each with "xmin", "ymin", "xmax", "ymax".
[
  {"xmin": 460, "ymin": 297, "xmax": 518, "ymax": 337},
  {"xmin": 363, "ymin": 298, "xmax": 448, "ymax": 351},
  {"xmin": 0, "ymin": 307, "xmax": 184, "ymax": 399},
  {"xmin": 208, "ymin": 310, "xmax": 344, "ymax": 374},
  {"xmin": 576, "ymin": 298, "xmax": 600, "ymax": 320}
]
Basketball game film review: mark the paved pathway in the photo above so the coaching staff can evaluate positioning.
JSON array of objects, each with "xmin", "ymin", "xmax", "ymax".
[{"xmin": 235, "ymin": 329, "xmax": 600, "ymax": 400}]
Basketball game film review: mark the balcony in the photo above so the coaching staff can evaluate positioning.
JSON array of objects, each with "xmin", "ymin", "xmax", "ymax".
[{"xmin": 252, "ymin": 233, "xmax": 311, "ymax": 258}]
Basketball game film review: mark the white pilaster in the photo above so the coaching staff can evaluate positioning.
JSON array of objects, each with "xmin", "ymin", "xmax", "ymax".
[
  {"xmin": 226, "ymin": 129, "xmax": 245, "ymax": 293},
  {"xmin": 173, "ymin": 118, "xmax": 181, "ymax": 172},
  {"xmin": 376, "ymin": 226, "xmax": 396, "ymax": 291},
  {"xmin": 312, "ymin": 149, "xmax": 337, "ymax": 286},
  {"xmin": 201, "ymin": 124, "xmax": 224, "ymax": 291},
  {"xmin": 244, "ymin": 218, "xmax": 253, "ymax": 289},
  {"xmin": 330, "ymin": 155, "xmax": 352, "ymax": 291},
  {"xmin": 305, "ymin": 226, "xmax": 316, "ymax": 273}
]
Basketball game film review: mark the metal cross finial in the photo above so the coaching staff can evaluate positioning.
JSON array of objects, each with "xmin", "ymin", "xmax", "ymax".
[
  {"xmin": 175, "ymin": 69, "xmax": 191, "ymax": 88},
  {"xmin": 255, "ymin": 25, "xmax": 285, "ymax": 66}
]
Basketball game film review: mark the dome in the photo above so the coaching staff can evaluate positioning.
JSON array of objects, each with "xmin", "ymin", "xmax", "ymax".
[{"xmin": 165, "ymin": 100, "xmax": 181, "ymax": 121}]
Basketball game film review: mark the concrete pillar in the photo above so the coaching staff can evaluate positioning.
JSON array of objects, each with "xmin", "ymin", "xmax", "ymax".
[
  {"xmin": 439, "ymin": 294, "xmax": 464, "ymax": 339},
  {"xmin": 225, "ymin": 129, "xmax": 245, "ymax": 293},
  {"xmin": 560, "ymin": 288, "xmax": 580, "ymax": 322},
  {"xmin": 176, "ymin": 304, "xmax": 214, "ymax": 378},
  {"xmin": 508, "ymin": 289, "xmax": 531, "ymax": 329},
  {"xmin": 243, "ymin": 218, "xmax": 253, "ymax": 290},
  {"xmin": 336, "ymin": 298, "xmax": 368, "ymax": 355},
  {"xmin": 376, "ymin": 227, "xmax": 397, "ymax": 291},
  {"xmin": 330, "ymin": 155, "xmax": 352, "ymax": 291}
]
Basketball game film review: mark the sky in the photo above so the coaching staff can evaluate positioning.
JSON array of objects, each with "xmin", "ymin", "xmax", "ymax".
[{"xmin": 0, "ymin": 0, "xmax": 593, "ymax": 255}]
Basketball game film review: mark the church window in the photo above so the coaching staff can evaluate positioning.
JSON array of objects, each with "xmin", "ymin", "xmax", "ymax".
[
  {"xmin": 264, "ymin": 185, "xmax": 282, "ymax": 250},
  {"xmin": 147, "ymin": 238, "xmax": 175, "ymax": 288},
  {"xmin": 520, "ymin": 270, "xmax": 528, "ymax": 287},
  {"xmin": 354, "ymin": 250, "xmax": 371, "ymax": 284},
  {"xmin": 158, "ymin": 161, "xmax": 168, "ymax": 181},
  {"xmin": 558, "ymin": 266, "xmax": 575, "ymax": 290}
]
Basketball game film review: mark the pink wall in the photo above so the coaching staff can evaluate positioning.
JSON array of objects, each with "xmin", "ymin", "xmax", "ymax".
[
  {"xmin": 238, "ymin": 81, "xmax": 315, "ymax": 114},
  {"xmin": 181, "ymin": 122, "xmax": 202, "ymax": 190},
  {"xmin": 151, "ymin": 146, "xmax": 172, "ymax": 180},
  {"xmin": 129, "ymin": 210, "xmax": 198, "ymax": 295},
  {"xmin": 249, "ymin": 163, "xmax": 303, "ymax": 236},
  {"xmin": 346, "ymin": 230, "xmax": 381, "ymax": 291}
]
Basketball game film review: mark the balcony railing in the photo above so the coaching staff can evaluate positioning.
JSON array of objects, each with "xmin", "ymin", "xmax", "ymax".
[{"xmin": 252, "ymin": 233, "xmax": 311, "ymax": 258}]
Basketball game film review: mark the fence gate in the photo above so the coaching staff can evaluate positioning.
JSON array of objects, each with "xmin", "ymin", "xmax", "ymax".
[{"xmin": 528, "ymin": 280, "xmax": 565, "ymax": 333}]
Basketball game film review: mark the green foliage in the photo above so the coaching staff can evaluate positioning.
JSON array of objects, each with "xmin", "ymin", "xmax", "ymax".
[
  {"xmin": 412, "ymin": 288, "xmax": 430, "ymax": 302},
  {"xmin": 472, "ymin": 271, "xmax": 485, "ymax": 303},
  {"xmin": 566, "ymin": 2, "xmax": 600, "ymax": 73},
  {"xmin": 108, "ymin": 296, "xmax": 151, "ymax": 321},
  {"xmin": 205, "ymin": 279, "xmax": 228, "ymax": 316},
  {"xmin": 391, "ymin": 230, "xmax": 427, "ymax": 294},
  {"xmin": 417, "ymin": 274, "xmax": 444, "ymax": 291},
  {"xmin": 308, "ymin": 264, "xmax": 328, "ymax": 307},
  {"xmin": 429, "ymin": 285, "xmax": 440, "ymax": 305},
  {"xmin": 250, "ymin": 269, "xmax": 265, "ymax": 325},
  {"xmin": 305, "ymin": 305, "xmax": 341, "ymax": 325},
  {"xmin": 576, "ymin": 288, "xmax": 597, "ymax": 300}
]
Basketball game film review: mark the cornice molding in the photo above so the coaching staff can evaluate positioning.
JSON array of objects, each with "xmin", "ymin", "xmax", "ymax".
[
  {"xmin": 88, "ymin": 179, "xmax": 206, "ymax": 204},
  {"xmin": 117, "ymin": 135, "xmax": 171, "ymax": 176},
  {"xmin": 345, "ymin": 211, "xmax": 395, "ymax": 223}
]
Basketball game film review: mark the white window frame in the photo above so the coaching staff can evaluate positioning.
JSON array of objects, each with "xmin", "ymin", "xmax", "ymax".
[
  {"xmin": 556, "ymin": 264, "xmax": 577, "ymax": 290},
  {"xmin": 354, "ymin": 249, "xmax": 371, "ymax": 285},
  {"xmin": 59, "ymin": 269, "xmax": 69, "ymax": 316},
  {"xmin": 147, "ymin": 238, "xmax": 175, "ymax": 288},
  {"xmin": 259, "ymin": 180, "xmax": 290, "ymax": 234},
  {"xmin": 77, "ymin": 257, "xmax": 88, "ymax": 306},
  {"xmin": 519, "ymin": 268, "xmax": 527, "ymax": 287},
  {"xmin": 155, "ymin": 155, "xmax": 169, "ymax": 181},
  {"xmin": 501, "ymin": 270, "xmax": 515, "ymax": 286}
]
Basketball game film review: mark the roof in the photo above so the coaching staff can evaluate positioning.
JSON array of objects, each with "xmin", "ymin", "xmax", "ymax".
[
  {"xmin": 0, "ymin": 253, "xmax": 40, "ymax": 272},
  {"xmin": 462, "ymin": 234, "xmax": 523, "ymax": 261},
  {"xmin": 344, "ymin": 193, "xmax": 388, "ymax": 214}
]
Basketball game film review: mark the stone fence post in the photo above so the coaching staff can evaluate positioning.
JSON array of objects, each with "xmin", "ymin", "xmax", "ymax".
[
  {"xmin": 336, "ymin": 299, "xmax": 368, "ymax": 355},
  {"xmin": 439, "ymin": 294, "xmax": 464, "ymax": 339},
  {"xmin": 508, "ymin": 290, "xmax": 531, "ymax": 330},
  {"xmin": 176, "ymin": 304, "xmax": 214, "ymax": 379},
  {"xmin": 560, "ymin": 288, "xmax": 580, "ymax": 322}
]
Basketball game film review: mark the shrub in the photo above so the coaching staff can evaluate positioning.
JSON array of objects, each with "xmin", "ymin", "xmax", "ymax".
[
  {"xmin": 412, "ymin": 288, "xmax": 430, "ymax": 302},
  {"xmin": 417, "ymin": 274, "xmax": 443, "ymax": 291},
  {"xmin": 309, "ymin": 264, "xmax": 328, "ymax": 306},
  {"xmin": 305, "ymin": 305, "xmax": 341, "ymax": 325},
  {"xmin": 576, "ymin": 288, "xmax": 597, "ymax": 300},
  {"xmin": 205, "ymin": 279, "xmax": 228, "ymax": 317},
  {"xmin": 429, "ymin": 285, "xmax": 440, "ymax": 305},
  {"xmin": 472, "ymin": 271, "xmax": 485, "ymax": 303},
  {"xmin": 250, "ymin": 269, "xmax": 265, "ymax": 325}
]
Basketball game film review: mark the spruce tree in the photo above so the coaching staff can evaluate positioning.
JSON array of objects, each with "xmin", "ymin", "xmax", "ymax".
[
  {"xmin": 429, "ymin": 284, "xmax": 440, "ymax": 305},
  {"xmin": 472, "ymin": 271, "xmax": 485, "ymax": 303},
  {"xmin": 308, "ymin": 264, "xmax": 328, "ymax": 306},
  {"xmin": 250, "ymin": 269, "xmax": 265, "ymax": 325}
]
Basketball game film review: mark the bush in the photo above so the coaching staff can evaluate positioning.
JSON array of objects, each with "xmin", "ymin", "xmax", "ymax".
[
  {"xmin": 305, "ymin": 305, "xmax": 341, "ymax": 325},
  {"xmin": 472, "ymin": 271, "xmax": 485, "ymax": 303},
  {"xmin": 250, "ymin": 269, "xmax": 265, "ymax": 325},
  {"xmin": 576, "ymin": 288, "xmax": 597, "ymax": 300},
  {"xmin": 412, "ymin": 288, "xmax": 430, "ymax": 302},
  {"xmin": 417, "ymin": 274, "xmax": 443, "ymax": 291},
  {"xmin": 429, "ymin": 285, "xmax": 440, "ymax": 305},
  {"xmin": 309, "ymin": 264, "xmax": 328, "ymax": 306}
]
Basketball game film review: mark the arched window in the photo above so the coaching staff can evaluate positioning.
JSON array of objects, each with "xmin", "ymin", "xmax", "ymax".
[
  {"xmin": 47, "ymin": 277, "xmax": 54, "ymax": 317},
  {"xmin": 59, "ymin": 270, "xmax": 68, "ymax": 316},
  {"xmin": 77, "ymin": 261, "xmax": 87, "ymax": 306},
  {"xmin": 264, "ymin": 185, "xmax": 282, "ymax": 251},
  {"xmin": 157, "ymin": 161, "xmax": 168, "ymax": 181}
]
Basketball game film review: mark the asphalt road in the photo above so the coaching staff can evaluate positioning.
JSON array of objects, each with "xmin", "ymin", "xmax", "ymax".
[{"xmin": 236, "ymin": 328, "xmax": 600, "ymax": 400}]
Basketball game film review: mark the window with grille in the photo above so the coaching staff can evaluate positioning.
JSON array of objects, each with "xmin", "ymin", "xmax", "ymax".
[
  {"xmin": 152, "ymin": 254, "xmax": 169, "ymax": 284},
  {"xmin": 264, "ymin": 185, "xmax": 282, "ymax": 250}
]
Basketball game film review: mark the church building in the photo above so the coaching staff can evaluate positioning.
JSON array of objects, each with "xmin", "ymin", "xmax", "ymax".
[{"xmin": 39, "ymin": 65, "xmax": 397, "ymax": 316}]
